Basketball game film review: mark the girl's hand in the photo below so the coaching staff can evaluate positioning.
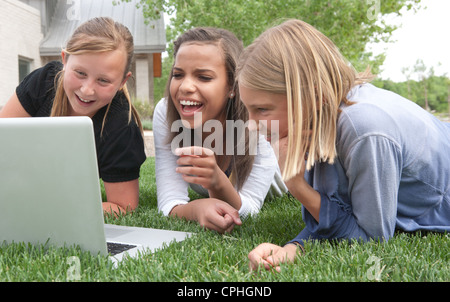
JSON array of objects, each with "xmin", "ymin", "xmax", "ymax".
[
  {"xmin": 175, "ymin": 146, "xmax": 242, "ymax": 210},
  {"xmin": 195, "ymin": 199, "xmax": 242, "ymax": 233},
  {"xmin": 170, "ymin": 198, "xmax": 242, "ymax": 233},
  {"xmin": 248, "ymin": 243, "xmax": 301, "ymax": 272},
  {"xmin": 175, "ymin": 146, "xmax": 222, "ymax": 191}
]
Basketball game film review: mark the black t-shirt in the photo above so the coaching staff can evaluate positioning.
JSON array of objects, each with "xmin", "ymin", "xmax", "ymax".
[{"xmin": 16, "ymin": 61, "xmax": 146, "ymax": 183}]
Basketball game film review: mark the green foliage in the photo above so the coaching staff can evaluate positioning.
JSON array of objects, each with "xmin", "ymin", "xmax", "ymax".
[
  {"xmin": 122, "ymin": 0, "xmax": 421, "ymax": 70},
  {"xmin": 132, "ymin": 98, "xmax": 154, "ymax": 119},
  {"xmin": 132, "ymin": 98, "xmax": 154, "ymax": 130},
  {"xmin": 372, "ymin": 75, "xmax": 450, "ymax": 113},
  {"xmin": 118, "ymin": 0, "xmax": 422, "ymax": 102},
  {"xmin": 153, "ymin": 57, "xmax": 171, "ymax": 105}
]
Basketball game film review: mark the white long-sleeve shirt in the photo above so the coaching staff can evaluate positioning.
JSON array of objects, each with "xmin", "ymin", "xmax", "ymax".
[{"xmin": 153, "ymin": 99, "xmax": 286, "ymax": 218}]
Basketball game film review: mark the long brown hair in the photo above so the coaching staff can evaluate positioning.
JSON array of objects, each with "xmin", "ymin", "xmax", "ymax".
[
  {"xmin": 237, "ymin": 19, "xmax": 373, "ymax": 181},
  {"xmin": 51, "ymin": 17, "xmax": 142, "ymax": 135},
  {"xmin": 166, "ymin": 27, "xmax": 253, "ymax": 190}
]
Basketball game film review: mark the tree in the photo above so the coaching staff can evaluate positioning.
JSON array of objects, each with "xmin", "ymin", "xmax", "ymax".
[
  {"xmin": 447, "ymin": 78, "xmax": 450, "ymax": 117},
  {"xmin": 122, "ymin": 0, "xmax": 420, "ymax": 67},
  {"xmin": 401, "ymin": 66, "xmax": 413, "ymax": 100},
  {"xmin": 440, "ymin": 71, "xmax": 450, "ymax": 117},
  {"xmin": 413, "ymin": 59, "xmax": 431, "ymax": 111},
  {"xmin": 373, "ymin": 74, "xmax": 450, "ymax": 114},
  {"xmin": 118, "ymin": 0, "xmax": 422, "ymax": 102}
]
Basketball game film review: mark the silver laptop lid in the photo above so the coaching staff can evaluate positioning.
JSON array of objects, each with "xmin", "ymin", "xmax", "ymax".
[{"xmin": 0, "ymin": 117, "xmax": 108, "ymax": 256}]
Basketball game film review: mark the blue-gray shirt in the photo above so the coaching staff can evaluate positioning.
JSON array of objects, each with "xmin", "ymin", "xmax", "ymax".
[{"xmin": 291, "ymin": 83, "xmax": 450, "ymax": 245}]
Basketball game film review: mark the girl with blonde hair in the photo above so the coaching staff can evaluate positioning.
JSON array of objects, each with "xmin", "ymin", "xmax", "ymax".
[
  {"xmin": 153, "ymin": 27, "xmax": 285, "ymax": 233},
  {"xmin": 0, "ymin": 17, "xmax": 146, "ymax": 216},
  {"xmin": 237, "ymin": 19, "xmax": 450, "ymax": 271}
]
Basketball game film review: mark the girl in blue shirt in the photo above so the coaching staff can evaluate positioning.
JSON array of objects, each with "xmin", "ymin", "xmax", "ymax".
[{"xmin": 237, "ymin": 19, "xmax": 450, "ymax": 272}]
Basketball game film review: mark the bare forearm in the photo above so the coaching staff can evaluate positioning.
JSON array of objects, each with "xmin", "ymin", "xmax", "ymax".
[
  {"xmin": 169, "ymin": 198, "xmax": 242, "ymax": 233},
  {"xmin": 103, "ymin": 202, "xmax": 128, "ymax": 216},
  {"xmin": 169, "ymin": 202, "xmax": 196, "ymax": 220},
  {"xmin": 102, "ymin": 179, "xmax": 139, "ymax": 217},
  {"xmin": 286, "ymin": 176, "xmax": 321, "ymax": 222},
  {"xmin": 208, "ymin": 173, "xmax": 242, "ymax": 210}
]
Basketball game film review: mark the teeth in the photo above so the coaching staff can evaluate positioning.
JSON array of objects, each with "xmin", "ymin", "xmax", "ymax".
[
  {"xmin": 180, "ymin": 100, "xmax": 201, "ymax": 106},
  {"xmin": 78, "ymin": 95, "xmax": 92, "ymax": 103}
]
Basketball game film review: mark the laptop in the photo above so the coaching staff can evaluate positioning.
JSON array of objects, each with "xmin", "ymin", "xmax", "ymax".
[{"xmin": 0, "ymin": 117, "xmax": 191, "ymax": 264}]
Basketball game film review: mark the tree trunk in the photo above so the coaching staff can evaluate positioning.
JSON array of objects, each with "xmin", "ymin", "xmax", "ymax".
[{"xmin": 424, "ymin": 82, "xmax": 429, "ymax": 111}]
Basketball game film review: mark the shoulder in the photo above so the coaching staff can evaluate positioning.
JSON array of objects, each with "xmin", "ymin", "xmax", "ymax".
[
  {"xmin": 154, "ymin": 98, "xmax": 168, "ymax": 113},
  {"xmin": 19, "ymin": 61, "xmax": 63, "ymax": 90},
  {"xmin": 341, "ymin": 84, "xmax": 396, "ymax": 131},
  {"xmin": 339, "ymin": 83, "xmax": 436, "ymax": 145},
  {"xmin": 93, "ymin": 96, "xmax": 146, "ymax": 182},
  {"xmin": 16, "ymin": 61, "xmax": 63, "ymax": 116},
  {"xmin": 153, "ymin": 98, "xmax": 171, "ymax": 138},
  {"xmin": 338, "ymin": 84, "xmax": 408, "ymax": 143},
  {"xmin": 153, "ymin": 98, "xmax": 168, "ymax": 124},
  {"xmin": 93, "ymin": 92, "xmax": 138, "ymax": 135},
  {"xmin": 338, "ymin": 83, "xmax": 450, "ymax": 168},
  {"xmin": 337, "ymin": 84, "xmax": 406, "ymax": 158}
]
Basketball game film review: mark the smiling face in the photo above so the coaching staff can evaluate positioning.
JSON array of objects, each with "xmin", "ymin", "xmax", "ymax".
[
  {"xmin": 62, "ymin": 48, "xmax": 130, "ymax": 118},
  {"xmin": 239, "ymin": 84, "xmax": 289, "ymax": 143},
  {"xmin": 170, "ymin": 43, "xmax": 230, "ymax": 129}
]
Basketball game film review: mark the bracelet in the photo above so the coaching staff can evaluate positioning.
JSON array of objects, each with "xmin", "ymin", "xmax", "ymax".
[{"xmin": 285, "ymin": 241, "xmax": 305, "ymax": 254}]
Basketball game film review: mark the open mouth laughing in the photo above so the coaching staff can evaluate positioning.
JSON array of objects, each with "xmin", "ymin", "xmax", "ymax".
[
  {"xmin": 180, "ymin": 99, "xmax": 204, "ymax": 114},
  {"xmin": 76, "ymin": 94, "xmax": 95, "ymax": 104}
]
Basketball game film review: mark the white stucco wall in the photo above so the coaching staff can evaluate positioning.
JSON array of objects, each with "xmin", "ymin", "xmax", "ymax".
[{"xmin": 0, "ymin": 0, "xmax": 42, "ymax": 108}]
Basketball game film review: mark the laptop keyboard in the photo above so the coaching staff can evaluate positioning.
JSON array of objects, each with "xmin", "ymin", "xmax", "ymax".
[{"xmin": 107, "ymin": 242, "xmax": 137, "ymax": 256}]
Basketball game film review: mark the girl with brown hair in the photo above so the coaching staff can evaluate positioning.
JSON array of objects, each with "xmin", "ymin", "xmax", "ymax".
[{"xmin": 153, "ymin": 27, "xmax": 285, "ymax": 233}]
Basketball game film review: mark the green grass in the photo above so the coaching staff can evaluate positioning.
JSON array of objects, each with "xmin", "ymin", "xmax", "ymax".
[{"xmin": 1, "ymin": 157, "xmax": 449, "ymax": 282}]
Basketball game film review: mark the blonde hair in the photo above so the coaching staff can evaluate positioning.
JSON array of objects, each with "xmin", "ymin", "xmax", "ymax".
[
  {"xmin": 51, "ymin": 17, "xmax": 142, "ymax": 135},
  {"xmin": 165, "ymin": 27, "xmax": 253, "ymax": 190},
  {"xmin": 237, "ymin": 19, "xmax": 373, "ymax": 181}
]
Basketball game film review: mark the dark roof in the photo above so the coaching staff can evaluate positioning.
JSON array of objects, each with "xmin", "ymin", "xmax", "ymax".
[{"xmin": 39, "ymin": 0, "xmax": 166, "ymax": 56}]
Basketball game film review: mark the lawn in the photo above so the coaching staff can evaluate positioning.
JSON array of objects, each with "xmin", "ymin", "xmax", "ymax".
[{"xmin": 1, "ymin": 157, "xmax": 448, "ymax": 284}]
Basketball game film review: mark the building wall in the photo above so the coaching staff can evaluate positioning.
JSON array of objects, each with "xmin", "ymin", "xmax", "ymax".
[
  {"xmin": 135, "ymin": 54, "xmax": 155, "ymax": 103},
  {"xmin": 0, "ymin": 0, "xmax": 42, "ymax": 108},
  {"xmin": 18, "ymin": 0, "xmax": 58, "ymax": 35}
]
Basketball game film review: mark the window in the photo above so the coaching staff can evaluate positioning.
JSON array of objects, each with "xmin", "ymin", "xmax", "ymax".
[{"xmin": 18, "ymin": 58, "xmax": 32, "ymax": 82}]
